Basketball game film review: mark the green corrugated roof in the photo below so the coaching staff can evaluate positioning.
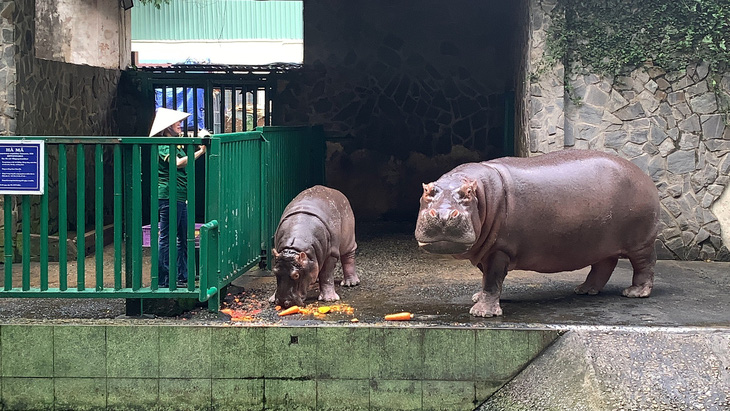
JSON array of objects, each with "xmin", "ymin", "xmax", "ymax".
[{"xmin": 132, "ymin": 0, "xmax": 303, "ymax": 41}]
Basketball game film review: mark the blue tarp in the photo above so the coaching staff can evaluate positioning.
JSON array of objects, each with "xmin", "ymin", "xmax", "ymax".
[{"xmin": 155, "ymin": 88, "xmax": 207, "ymax": 131}]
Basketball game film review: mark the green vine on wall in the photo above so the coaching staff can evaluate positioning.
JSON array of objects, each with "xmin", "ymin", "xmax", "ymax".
[{"xmin": 542, "ymin": 0, "xmax": 730, "ymax": 103}]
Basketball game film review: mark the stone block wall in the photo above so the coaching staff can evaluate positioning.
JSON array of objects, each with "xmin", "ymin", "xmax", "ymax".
[
  {"xmin": 526, "ymin": 0, "xmax": 730, "ymax": 260},
  {"xmin": 280, "ymin": 0, "xmax": 522, "ymax": 221},
  {"xmin": 7, "ymin": 0, "xmax": 121, "ymax": 241}
]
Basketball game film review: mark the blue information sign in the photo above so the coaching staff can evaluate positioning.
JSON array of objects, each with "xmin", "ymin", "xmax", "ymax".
[{"xmin": 0, "ymin": 140, "xmax": 45, "ymax": 195}]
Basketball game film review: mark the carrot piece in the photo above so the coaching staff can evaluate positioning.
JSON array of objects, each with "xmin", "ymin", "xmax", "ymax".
[
  {"xmin": 384, "ymin": 312, "xmax": 413, "ymax": 321},
  {"xmin": 220, "ymin": 308, "xmax": 234, "ymax": 316},
  {"xmin": 278, "ymin": 306, "xmax": 301, "ymax": 316},
  {"xmin": 275, "ymin": 306, "xmax": 282, "ymax": 311}
]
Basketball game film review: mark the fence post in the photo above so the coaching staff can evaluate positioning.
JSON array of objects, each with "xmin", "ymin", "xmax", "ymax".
[
  {"xmin": 204, "ymin": 136, "xmax": 222, "ymax": 311},
  {"xmin": 259, "ymin": 132, "xmax": 272, "ymax": 270},
  {"xmin": 122, "ymin": 145, "xmax": 141, "ymax": 316}
]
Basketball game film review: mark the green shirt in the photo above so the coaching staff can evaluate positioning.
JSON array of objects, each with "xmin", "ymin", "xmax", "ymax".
[{"xmin": 158, "ymin": 145, "xmax": 188, "ymax": 201}]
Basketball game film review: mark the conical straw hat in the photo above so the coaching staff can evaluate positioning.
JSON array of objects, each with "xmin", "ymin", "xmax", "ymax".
[{"xmin": 149, "ymin": 108, "xmax": 191, "ymax": 137}]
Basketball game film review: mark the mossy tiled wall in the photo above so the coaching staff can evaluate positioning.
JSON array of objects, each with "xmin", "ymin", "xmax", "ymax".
[{"xmin": 0, "ymin": 324, "xmax": 558, "ymax": 410}]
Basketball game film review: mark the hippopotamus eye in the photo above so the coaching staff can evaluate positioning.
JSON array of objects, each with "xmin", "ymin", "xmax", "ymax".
[
  {"xmin": 457, "ymin": 180, "xmax": 477, "ymax": 201},
  {"xmin": 290, "ymin": 270, "xmax": 300, "ymax": 280}
]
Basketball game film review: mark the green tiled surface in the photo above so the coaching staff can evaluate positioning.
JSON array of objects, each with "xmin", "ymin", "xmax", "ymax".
[
  {"xmin": 212, "ymin": 378, "xmax": 264, "ymax": 411},
  {"xmin": 316, "ymin": 327, "xmax": 371, "ymax": 379},
  {"xmin": 264, "ymin": 378, "xmax": 317, "ymax": 410},
  {"xmin": 317, "ymin": 379, "xmax": 370, "ymax": 411},
  {"xmin": 422, "ymin": 380, "xmax": 476, "ymax": 411},
  {"xmin": 159, "ymin": 378, "xmax": 212, "ymax": 411},
  {"xmin": 54, "ymin": 377, "xmax": 106, "ymax": 411},
  {"xmin": 211, "ymin": 327, "xmax": 265, "ymax": 378},
  {"xmin": 476, "ymin": 329, "xmax": 525, "ymax": 380},
  {"xmin": 265, "ymin": 327, "xmax": 318, "ymax": 379},
  {"xmin": 0, "ymin": 324, "xmax": 557, "ymax": 410},
  {"xmin": 106, "ymin": 378, "xmax": 159, "ymax": 410},
  {"xmin": 2, "ymin": 377, "xmax": 54, "ymax": 410},
  {"xmin": 370, "ymin": 379, "xmax": 422, "ymax": 410},
  {"xmin": 107, "ymin": 326, "xmax": 159, "ymax": 378},
  {"xmin": 54, "ymin": 326, "xmax": 106, "ymax": 377},
  {"xmin": 159, "ymin": 327, "xmax": 212, "ymax": 378},
  {"xmin": 371, "ymin": 328, "xmax": 424, "ymax": 380},
  {"xmin": 2, "ymin": 325, "xmax": 53, "ymax": 377},
  {"xmin": 423, "ymin": 329, "xmax": 475, "ymax": 381}
]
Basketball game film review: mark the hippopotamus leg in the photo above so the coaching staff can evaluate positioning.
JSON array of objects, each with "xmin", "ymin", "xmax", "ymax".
[
  {"xmin": 470, "ymin": 251, "xmax": 510, "ymax": 317},
  {"xmin": 574, "ymin": 256, "xmax": 619, "ymax": 295},
  {"xmin": 318, "ymin": 256, "xmax": 341, "ymax": 302},
  {"xmin": 622, "ymin": 244, "xmax": 655, "ymax": 298},
  {"xmin": 340, "ymin": 250, "xmax": 359, "ymax": 287}
]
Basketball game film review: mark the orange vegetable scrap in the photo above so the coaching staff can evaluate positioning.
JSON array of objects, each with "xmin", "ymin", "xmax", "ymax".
[
  {"xmin": 318, "ymin": 306, "xmax": 331, "ymax": 314},
  {"xmin": 220, "ymin": 308, "xmax": 234, "ymax": 316},
  {"xmin": 350, "ymin": 318, "xmax": 359, "ymax": 323},
  {"xmin": 384, "ymin": 312, "xmax": 414, "ymax": 321},
  {"xmin": 278, "ymin": 306, "xmax": 301, "ymax": 316},
  {"xmin": 275, "ymin": 306, "xmax": 282, "ymax": 311}
]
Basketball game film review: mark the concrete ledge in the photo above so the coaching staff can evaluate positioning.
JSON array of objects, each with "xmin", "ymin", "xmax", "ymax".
[
  {"xmin": 478, "ymin": 327, "xmax": 730, "ymax": 410},
  {"xmin": 0, "ymin": 324, "xmax": 558, "ymax": 410}
]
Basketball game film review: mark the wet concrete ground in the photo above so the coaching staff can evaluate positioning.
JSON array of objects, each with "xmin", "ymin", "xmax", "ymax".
[{"xmin": 0, "ymin": 222, "xmax": 729, "ymax": 328}]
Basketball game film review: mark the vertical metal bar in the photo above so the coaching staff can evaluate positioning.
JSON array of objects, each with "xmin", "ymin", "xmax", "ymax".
[
  {"xmin": 95, "ymin": 144, "xmax": 104, "ymax": 290},
  {"xmin": 186, "ymin": 144, "xmax": 196, "ymax": 289},
  {"xmin": 264, "ymin": 84, "xmax": 271, "ymax": 126},
  {"xmin": 114, "ymin": 145, "xmax": 122, "ymax": 289},
  {"xmin": 21, "ymin": 196, "xmax": 29, "ymax": 290},
  {"xmin": 231, "ymin": 87, "xmax": 237, "ymax": 133},
  {"xmin": 132, "ymin": 144, "xmax": 142, "ymax": 290},
  {"xmin": 40, "ymin": 147, "xmax": 49, "ymax": 290},
  {"xmin": 252, "ymin": 87, "xmax": 258, "ymax": 130},
  {"xmin": 169, "ymin": 143, "xmax": 178, "ymax": 289},
  {"xmin": 193, "ymin": 87, "xmax": 199, "ymax": 136},
  {"xmin": 205, "ymin": 81, "xmax": 214, "ymax": 132},
  {"xmin": 150, "ymin": 144, "xmax": 159, "ymax": 290},
  {"xmin": 219, "ymin": 86, "xmax": 226, "ymax": 133},
  {"xmin": 182, "ymin": 86, "xmax": 189, "ymax": 136},
  {"xmin": 59, "ymin": 144, "xmax": 68, "ymax": 291},
  {"xmin": 76, "ymin": 144, "xmax": 85, "ymax": 291},
  {"xmin": 3, "ymin": 195, "xmax": 12, "ymax": 290}
]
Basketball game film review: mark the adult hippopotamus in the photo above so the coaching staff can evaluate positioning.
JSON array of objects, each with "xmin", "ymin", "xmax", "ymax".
[
  {"xmin": 414, "ymin": 149, "xmax": 660, "ymax": 317},
  {"xmin": 269, "ymin": 185, "xmax": 359, "ymax": 308}
]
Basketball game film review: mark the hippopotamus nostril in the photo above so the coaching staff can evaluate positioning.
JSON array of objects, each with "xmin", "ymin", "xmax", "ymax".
[
  {"xmin": 429, "ymin": 209, "xmax": 438, "ymax": 218},
  {"xmin": 450, "ymin": 210, "xmax": 460, "ymax": 218}
]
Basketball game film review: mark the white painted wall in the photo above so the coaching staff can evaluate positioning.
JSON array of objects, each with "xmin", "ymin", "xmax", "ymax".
[
  {"xmin": 132, "ymin": 40, "xmax": 303, "ymax": 65},
  {"xmin": 35, "ymin": 0, "xmax": 130, "ymax": 69}
]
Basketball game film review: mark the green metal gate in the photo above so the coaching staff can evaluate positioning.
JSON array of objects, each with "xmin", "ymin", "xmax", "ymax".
[{"xmin": 0, "ymin": 126, "xmax": 325, "ymax": 311}]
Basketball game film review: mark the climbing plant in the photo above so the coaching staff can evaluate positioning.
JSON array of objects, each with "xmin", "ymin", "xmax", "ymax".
[
  {"xmin": 137, "ymin": 0, "xmax": 171, "ymax": 9},
  {"xmin": 543, "ymin": 0, "xmax": 730, "ymax": 77}
]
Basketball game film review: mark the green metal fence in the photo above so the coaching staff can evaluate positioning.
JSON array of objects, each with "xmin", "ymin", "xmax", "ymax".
[{"xmin": 0, "ymin": 126, "xmax": 325, "ymax": 311}]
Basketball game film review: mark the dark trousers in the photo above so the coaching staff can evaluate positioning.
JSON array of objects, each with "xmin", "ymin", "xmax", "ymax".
[{"xmin": 158, "ymin": 199, "xmax": 188, "ymax": 287}]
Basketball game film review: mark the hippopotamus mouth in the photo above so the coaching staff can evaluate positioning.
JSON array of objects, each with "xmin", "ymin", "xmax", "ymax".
[{"xmin": 417, "ymin": 240, "xmax": 473, "ymax": 254}]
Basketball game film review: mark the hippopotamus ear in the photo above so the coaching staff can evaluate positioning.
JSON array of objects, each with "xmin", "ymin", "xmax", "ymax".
[
  {"xmin": 295, "ymin": 251, "xmax": 308, "ymax": 266},
  {"xmin": 422, "ymin": 183, "xmax": 435, "ymax": 199}
]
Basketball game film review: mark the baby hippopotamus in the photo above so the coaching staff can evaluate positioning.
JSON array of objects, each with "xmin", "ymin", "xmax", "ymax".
[
  {"xmin": 415, "ymin": 149, "xmax": 660, "ymax": 317},
  {"xmin": 269, "ymin": 185, "xmax": 359, "ymax": 308}
]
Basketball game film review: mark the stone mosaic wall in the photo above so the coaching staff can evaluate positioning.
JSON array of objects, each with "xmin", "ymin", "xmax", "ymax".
[
  {"xmin": 279, "ymin": 0, "xmax": 521, "ymax": 221},
  {"xmin": 527, "ymin": 0, "xmax": 730, "ymax": 260},
  {"xmin": 12, "ymin": 0, "xmax": 120, "ymax": 238}
]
